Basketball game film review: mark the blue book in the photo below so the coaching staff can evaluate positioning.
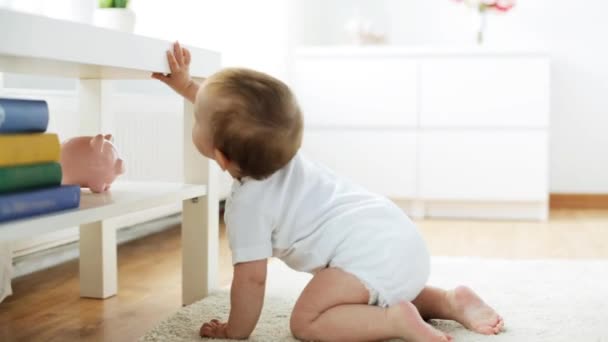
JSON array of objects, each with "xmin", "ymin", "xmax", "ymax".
[
  {"xmin": 0, "ymin": 185, "xmax": 80, "ymax": 223},
  {"xmin": 0, "ymin": 98, "xmax": 49, "ymax": 133}
]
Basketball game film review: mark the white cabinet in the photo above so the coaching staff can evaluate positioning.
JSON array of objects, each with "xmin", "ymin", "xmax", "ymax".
[
  {"xmin": 419, "ymin": 130, "xmax": 548, "ymax": 201},
  {"xmin": 420, "ymin": 58, "xmax": 550, "ymax": 127},
  {"xmin": 302, "ymin": 130, "xmax": 417, "ymax": 198},
  {"xmin": 293, "ymin": 47, "xmax": 550, "ymax": 220}
]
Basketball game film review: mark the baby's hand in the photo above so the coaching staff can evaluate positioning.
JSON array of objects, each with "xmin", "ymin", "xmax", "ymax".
[
  {"xmin": 199, "ymin": 319, "xmax": 229, "ymax": 339},
  {"xmin": 152, "ymin": 41, "xmax": 194, "ymax": 99}
]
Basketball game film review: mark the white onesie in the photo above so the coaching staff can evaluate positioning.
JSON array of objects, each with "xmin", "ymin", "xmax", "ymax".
[{"xmin": 224, "ymin": 152, "xmax": 430, "ymax": 306}]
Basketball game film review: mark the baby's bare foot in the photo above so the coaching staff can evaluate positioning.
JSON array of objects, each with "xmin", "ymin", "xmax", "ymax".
[
  {"xmin": 389, "ymin": 301, "xmax": 452, "ymax": 342},
  {"xmin": 447, "ymin": 286, "xmax": 504, "ymax": 335}
]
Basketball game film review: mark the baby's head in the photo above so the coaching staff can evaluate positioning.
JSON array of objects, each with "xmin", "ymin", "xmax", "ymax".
[{"xmin": 193, "ymin": 68, "xmax": 303, "ymax": 180}]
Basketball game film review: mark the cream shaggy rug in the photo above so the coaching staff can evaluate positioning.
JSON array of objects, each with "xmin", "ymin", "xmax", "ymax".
[{"xmin": 141, "ymin": 258, "xmax": 608, "ymax": 341}]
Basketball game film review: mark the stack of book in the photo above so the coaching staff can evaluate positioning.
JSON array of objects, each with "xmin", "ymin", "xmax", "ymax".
[{"xmin": 0, "ymin": 98, "xmax": 80, "ymax": 223}]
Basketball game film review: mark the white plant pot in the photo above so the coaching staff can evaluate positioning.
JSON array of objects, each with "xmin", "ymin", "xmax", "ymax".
[{"xmin": 94, "ymin": 8, "xmax": 135, "ymax": 33}]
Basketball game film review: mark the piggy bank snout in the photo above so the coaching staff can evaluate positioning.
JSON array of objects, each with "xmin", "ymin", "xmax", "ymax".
[{"xmin": 115, "ymin": 158, "xmax": 126, "ymax": 175}]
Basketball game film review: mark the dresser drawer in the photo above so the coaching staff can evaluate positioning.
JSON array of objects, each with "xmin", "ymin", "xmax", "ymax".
[
  {"xmin": 302, "ymin": 129, "xmax": 417, "ymax": 198},
  {"xmin": 293, "ymin": 57, "xmax": 418, "ymax": 127},
  {"xmin": 419, "ymin": 130, "xmax": 548, "ymax": 201},
  {"xmin": 420, "ymin": 58, "xmax": 549, "ymax": 127}
]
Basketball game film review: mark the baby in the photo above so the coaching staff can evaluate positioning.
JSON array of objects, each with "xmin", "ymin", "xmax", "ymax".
[{"xmin": 153, "ymin": 42, "xmax": 504, "ymax": 342}]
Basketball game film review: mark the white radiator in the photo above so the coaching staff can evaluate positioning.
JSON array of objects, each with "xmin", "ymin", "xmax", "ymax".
[{"xmin": 109, "ymin": 93, "xmax": 184, "ymax": 182}]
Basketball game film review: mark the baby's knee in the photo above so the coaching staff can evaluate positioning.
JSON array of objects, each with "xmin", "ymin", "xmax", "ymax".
[{"xmin": 289, "ymin": 311, "xmax": 315, "ymax": 341}]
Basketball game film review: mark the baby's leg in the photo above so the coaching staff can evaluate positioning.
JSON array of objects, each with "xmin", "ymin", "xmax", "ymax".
[
  {"xmin": 289, "ymin": 268, "xmax": 451, "ymax": 342},
  {"xmin": 412, "ymin": 286, "xmax": 504, "ymax": 335}
]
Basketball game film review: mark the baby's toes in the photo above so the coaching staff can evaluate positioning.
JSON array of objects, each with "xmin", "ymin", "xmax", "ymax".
[
  {"xmin": 492, "ymin": 316, "xmax": 503, "ymax": 327},
  {"xmin": 494, "ymin": 318, "xmax": 505, "ymax": 334},
  {"xmin": 474, "ymin": 324, "xmax": 496, "ymax": 335}
]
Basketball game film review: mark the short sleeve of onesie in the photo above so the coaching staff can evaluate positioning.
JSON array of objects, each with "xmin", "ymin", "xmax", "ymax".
[{"xmin": 224, "ymin": 183, "xmax": 273, "ymax": 265}]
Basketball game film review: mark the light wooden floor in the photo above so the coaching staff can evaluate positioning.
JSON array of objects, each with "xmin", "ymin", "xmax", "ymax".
[{"xmin": 1, "ymin": 209, "xmax": 607, "ymax": 341}]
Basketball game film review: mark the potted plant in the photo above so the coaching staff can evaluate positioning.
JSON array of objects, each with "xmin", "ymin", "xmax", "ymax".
[
  {"xmin": 452, "ymin": 0, "xmax": 515, "ymax": 45},
  {"xmin": 94, "ymin": 0, "xmax": 135, "ymax": 32}
]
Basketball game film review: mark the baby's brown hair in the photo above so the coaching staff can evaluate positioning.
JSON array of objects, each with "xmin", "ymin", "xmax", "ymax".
[{"xmin": 204, "ymin": 68, "xmax": 303, "ymax": 180}]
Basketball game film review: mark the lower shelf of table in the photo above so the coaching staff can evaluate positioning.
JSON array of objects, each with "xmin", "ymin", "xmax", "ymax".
[{"xmin": 0, "ymin": 181, "xmax": 207, "ymax": 241}]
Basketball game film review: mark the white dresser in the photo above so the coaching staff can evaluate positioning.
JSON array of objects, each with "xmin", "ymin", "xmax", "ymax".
[{"xmin": 292, "ymin": 46, "xmax": 550, "ymax": 220}]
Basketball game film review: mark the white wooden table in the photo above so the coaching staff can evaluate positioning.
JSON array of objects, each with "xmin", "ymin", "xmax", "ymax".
[{"xmin": 0, "ymin": 8, "xmax": 221, "ymax": 305}]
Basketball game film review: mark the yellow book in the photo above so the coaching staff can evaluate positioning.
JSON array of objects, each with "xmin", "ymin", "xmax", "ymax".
[{"xmin": 0, "ymin": 133, "xmax": 60, "ymax": 167}]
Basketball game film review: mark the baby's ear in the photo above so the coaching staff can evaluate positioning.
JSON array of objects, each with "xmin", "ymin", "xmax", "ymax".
[{"xmin": 213, "ymin": 148, "xmax": 230, "ymax": 171}]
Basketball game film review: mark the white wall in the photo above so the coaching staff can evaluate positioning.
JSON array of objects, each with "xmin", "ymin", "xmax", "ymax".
[{"xmin": 291, "ymin": 0, "xmax": 608, "ymax": 194}]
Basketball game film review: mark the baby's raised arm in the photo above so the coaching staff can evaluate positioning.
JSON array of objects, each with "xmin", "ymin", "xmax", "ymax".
[
  {"xmin": 199, "ymin": 259, "xmax": 268, "ymax": 339},
  {"xmin": 152, "ymin": 41, "xmax": 200, "ymax": 103}
]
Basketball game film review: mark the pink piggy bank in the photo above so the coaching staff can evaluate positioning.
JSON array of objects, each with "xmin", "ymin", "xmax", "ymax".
[{"xmin": 60, "ymin": 134, "xmax": 125, "ymax": 193}]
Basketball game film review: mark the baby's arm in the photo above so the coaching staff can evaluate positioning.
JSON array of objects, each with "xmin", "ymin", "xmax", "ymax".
[
  {"xmin": 200, "ymin": 259, "xmax": 268, "ymax": 339},
  {"xmin": 152, "ymin": 41, "xmax": 200, "ymax": 103}
]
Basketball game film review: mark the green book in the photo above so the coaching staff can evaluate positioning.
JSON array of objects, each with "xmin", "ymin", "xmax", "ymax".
[{"xmin": 0, "ymin": 162, "xmax": 62, "ymax": 193}]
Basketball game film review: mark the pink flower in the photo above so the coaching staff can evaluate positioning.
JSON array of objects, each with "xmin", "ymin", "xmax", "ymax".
[
  {"xmin": 492, "ymin": 0, "xmax": 515, "ymax": 12},
  {"xmin": 451, "ymin": 0, "xmax": 515, "ymax": 13}
]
